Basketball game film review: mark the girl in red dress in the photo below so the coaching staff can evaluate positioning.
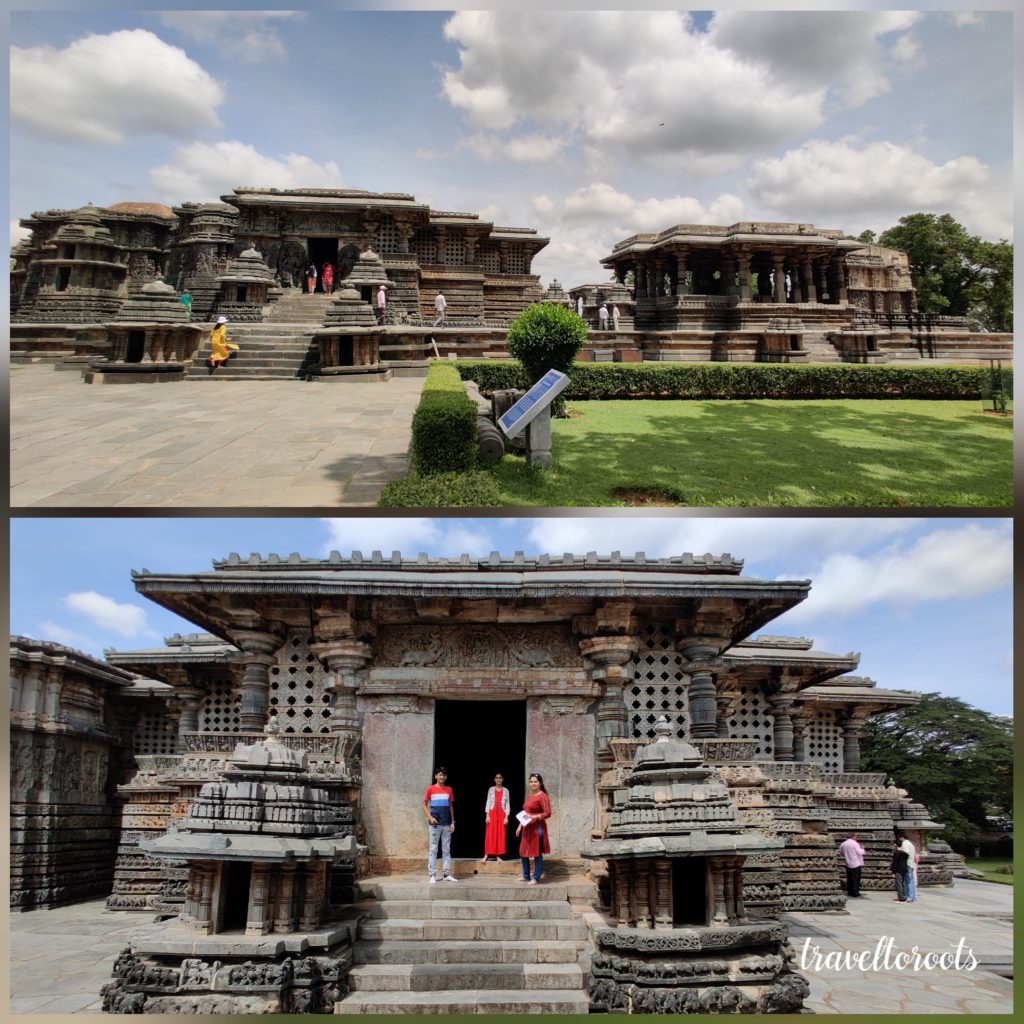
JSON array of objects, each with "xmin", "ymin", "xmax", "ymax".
[
  {"xmin": 481, "ymin": 772, "xmax": 510, "ymax": 863},
  {"xmin": 516, "ymin": 772, "xmax": 551, "ymax": 885}
]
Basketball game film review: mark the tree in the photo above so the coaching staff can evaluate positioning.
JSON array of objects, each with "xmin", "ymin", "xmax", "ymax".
[
  {"xmin": 506, "ymin": 302, "xmax": 587, "ymax": 416},
  {"xmin": 859, "ymin": 693, "xmax": 1013, "ymax": 851},
  {"xmin": 877, "ymin": 213, "xmax": 1013, "ymax": 330},
  {"xmin": 855, "ymin": 229, "xmax": 877, "ymax": 244}
]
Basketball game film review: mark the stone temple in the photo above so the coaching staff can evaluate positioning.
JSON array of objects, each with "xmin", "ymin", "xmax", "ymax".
[
  {"xmin": 9, "ymin": 551, "xmax": 966, "ymax": 1014},
  {"xmin": 10, "ymin": 189, "xmax": 1010, "ymax": 379}
]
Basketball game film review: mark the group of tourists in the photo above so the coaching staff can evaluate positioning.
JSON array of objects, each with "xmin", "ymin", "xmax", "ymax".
[
  {"xmin": 423, "ymin": 767, "xmax": 552, "ymax": 885},
  {"xmin": 306, "ymin": 262, "xmax": 336, "ymax": 295},
  {"xmin": 838, "ymin": 831, "xmax": 919, "ymax": 904}
]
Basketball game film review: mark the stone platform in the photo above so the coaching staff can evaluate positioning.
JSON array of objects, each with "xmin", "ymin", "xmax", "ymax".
[{"xmin": 7, "ymin": 878, "xmax": 1013, "ymax": 1013}]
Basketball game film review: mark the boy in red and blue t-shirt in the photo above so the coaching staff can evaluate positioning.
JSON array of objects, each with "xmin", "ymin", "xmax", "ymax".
[{"xmin": 423, "ymin": 766, "xmax": 458, "ymax": 883}]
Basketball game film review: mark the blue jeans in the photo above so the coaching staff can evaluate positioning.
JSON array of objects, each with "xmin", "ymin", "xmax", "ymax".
[
  {"xmin": 893, "ymin": 869, "xmax": 909, "ymax": 901},
  {"xmin": 428, "ymin": 824, "xmax": 451, "ymax": 877},
  {"xmin": 522, "ymin": 825, "xmax": 544, "ymax": 880},
  {"xmin": 906, "ymin": 870, "xmax": 917, "ymax": 902}
]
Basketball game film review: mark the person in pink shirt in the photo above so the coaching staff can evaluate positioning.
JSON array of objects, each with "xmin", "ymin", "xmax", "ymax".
[{"xmin": 838, "ymin": 832, "xmax": 866, "ymax": 897}]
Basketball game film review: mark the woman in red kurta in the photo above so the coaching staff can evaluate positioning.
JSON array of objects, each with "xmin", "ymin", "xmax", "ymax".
[
  {"xmin": 482, "ymin": 772, "xmax": 510, "ymax": 863},
  {"xmin": 516, "ymin": 772, "xmax": 551, "ymax": 885}
]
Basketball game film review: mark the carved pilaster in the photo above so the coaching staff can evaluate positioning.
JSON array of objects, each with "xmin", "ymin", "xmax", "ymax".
[
  {"xmin": 677, "ymin": 638, "xmax": 727, "ymax": 740},
  {"xmin": 842, "ymin": 709, "xmax": 869, "ymax": 771},
  {"xmin": 768, "ymin": 694, "xmax": 796, "ymax": 761}
]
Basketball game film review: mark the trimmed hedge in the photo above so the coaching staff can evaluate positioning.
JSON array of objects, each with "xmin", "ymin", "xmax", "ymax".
[
  {"xmin": 453, "ymin": 360, "xmax": 1011, "ymax": 401},
  {"xmin": 410, "ymin": 362, "xmax": 478, "ymax": 475},
  {"xmin": 378, "ymin": 469, "xmax": 502, "ymax": 507}
]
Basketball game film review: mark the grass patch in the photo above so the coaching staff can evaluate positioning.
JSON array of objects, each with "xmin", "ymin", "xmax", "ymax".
[
  {"xmin": 378, "ymin": 470, "xmax": 502, "ymax": 508},
  {"xmin": 965, "ymin": 858, "xmax": 1014, "ymax": 885},
  {"xmin": 489, "ymin": 399, "xmax": 1012, "ymax": 507}
]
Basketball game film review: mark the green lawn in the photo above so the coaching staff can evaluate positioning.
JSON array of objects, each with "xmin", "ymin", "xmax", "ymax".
[
  {"xmin": 965, "ymin": 858, "xmax": 1014, "ymax": 885},
  {"xmin": 490, "ymin": 399, "xmax": 1012, "ymax": 507}
]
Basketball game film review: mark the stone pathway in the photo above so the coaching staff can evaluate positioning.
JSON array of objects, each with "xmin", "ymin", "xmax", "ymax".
[
  {"xmin": 10, "ymin": 364, "xmax": 425, "ymax": 507},
  {"xmin": 9, "ymin": 879, "xmax": 1011, "ymax": 1014},
  {"xmin": 783, "ymin": 878, "xmax": 1013, "ymax": 1013}
]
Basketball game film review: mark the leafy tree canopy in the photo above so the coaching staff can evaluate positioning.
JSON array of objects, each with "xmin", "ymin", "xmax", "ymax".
[
  {"xmin": 868, "ymin": 213, "xmax": 1012, "ymax": 332},
  {"xmin": 859, "ymin": 692, "xmax": 1013, "ymax": 851}
]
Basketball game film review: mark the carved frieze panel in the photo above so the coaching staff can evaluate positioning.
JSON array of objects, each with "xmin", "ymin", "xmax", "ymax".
[{"xmin": 374, "ymin": 624, "xmax": 582, "ymax": 669}]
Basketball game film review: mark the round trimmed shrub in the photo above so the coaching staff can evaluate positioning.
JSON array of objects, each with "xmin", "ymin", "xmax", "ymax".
[{"xmin": 506, "ymin": 303, "xmax": 587, "ymax": 414}]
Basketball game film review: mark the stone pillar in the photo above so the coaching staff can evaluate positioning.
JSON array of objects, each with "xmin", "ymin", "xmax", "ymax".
[
  {"xmin": 653, "ymin": 260, "xmax": 664, "ymax": 296},
  {"xmin": 715, "ymin": 692, "xmax": 736, "ymax": 739},
  {"xmin": 246, "ymin": 862, "xmax": 272, "ymax": 935},
  {"xmin": 613, "ymin": 859, "xmax": 631, "ymax": 926},
  {"xmin": 791, "ymin": 713, "xmax": 808, "ymax": 762},
  {"xmin": 636, "ymin": 860, "xmax": 653, "ymax": 928},
  {"xmin": 768, "ymin": 694, "xmax": 796, "ymax": 761},
  {"xmin": 772, "ymin": 255, "xmax": 787, "ymax": 303},
  {"xmin": 723, "ymin": 860, "xmax": 736, "ymax": 922},
  {"xmin": 842, "ymin": 714, "xmax": 867, "ymax": 771},
  {"xmin": 311, "ymin": 609, "xmax": 374, "ymax": 769},
  {"xmin": 789, "ymin": 264, "xmax": 803, "ymax": 303},
  {"xmin": 275, "ymin": 862, "xmax": 298, "ymax": 933},
  {"xmin": 709, "ymin": 858, "xmax": 728, "ymax": 924},
  {"xmin": 801, "ymin": 259, "xmax": 817, "ymax": 302},
  {"xmin": 578, "ymin": 633, "xmax": 639, "ymax": 765},
  {"xmin": 817, "ymin": 259, "xmax": 830, "ymax": 302},
  {"xmin": 195, "ymin": 862, "xmax": 216, "ymax": 933},
  {"xmin": 235, "ymin": 631, "xmax": 279, "ymax": 731},
  {"xmin": 737, "ymin": 252, "xmax": 753, "ymax": 301},
  {"xmin": 654, "ymin": 859, "xmax": 673, "ymax": 930},
  {"xmin": 299, "ymin": 863, "xmax": 324, "ymax": 930},
  {"xmin": 832, "ymin": 258, "xmax": 849, "ymax": 302},
  {"xmin": 675, "ymin": 251, "xmax": 688, "ymax": 295},
  {"xmin": 732, "ymin": 861, "xmax": 746, "ymax": 920},
  {"xmin": 678, "ymin": 641, "xmax": 724, "ymax": 740}
]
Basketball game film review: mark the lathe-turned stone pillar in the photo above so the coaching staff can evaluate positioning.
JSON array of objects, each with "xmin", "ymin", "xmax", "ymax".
[
  {"xmin": 310, "ymin": 608, "xmax": 374, "ymax": 769},
  {"xmin": 842, "ymin": 711, "xmax": 869, "ymax": 770},
  {"xmin": 768, "ymin": 693, "xmax": 796, "ymax": 761},
  {"xmin": 235, "ymin": 630, "xmax": 280, "ymax": 731},
  {"xmin": 677, "ymin": 640, "xmax": 726, "ymax": 740}
]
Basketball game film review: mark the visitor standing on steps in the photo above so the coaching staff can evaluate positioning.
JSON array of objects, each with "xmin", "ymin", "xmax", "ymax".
[
  {"xmin": 306, "ymin": 262, "xmax": 317, "ymax": 294},
  {"xmin": 424, "ymin": 766, "xmax": 458, "ymax": 884},
  {"xmin": 516, "ymin": 772, "xmax": 551, "ymax": 885},
  {"xmin": 433, "ymin": 290, "xmax": 447, "ymax": 327},
  {"xmin": 207, "ymin": 316, "xmax": 238, "ymax": 373},
  {"xmin": 179, "ymin": 289, "xmax": 192, "ymax": 318},
  {"xmin": 481, "ymin": 772, "xmax": 510, "ymax": 863},
  {"xmin": 376, "ymin": 283, "xmax": 388, "ymax": 325},
  {"xmin": 612, "ymin": 304, "xmax": 621, "ymax": 331},
  {"xmin": 322, "ymin": 262, "xmax": 335, "ymax": 295},
  {"xmin": 598, "ymin": 303, "xmax": 609, "ymax": 330},
  {"xmin": 576, "ymin": 295, "xmax": 584, "ymax": 318}
]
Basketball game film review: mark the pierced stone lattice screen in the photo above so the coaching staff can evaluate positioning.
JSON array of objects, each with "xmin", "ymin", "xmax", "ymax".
[
  {"xmin": 269, "ymin": 632, "xmax": 332, "ymax": 734},
  {"xmin": 133, "ymin": 711, "xmax": 178, "ymax": 754},
  {"xmin": 412, "ymin": 231, "xmax": 436, "ymax": 264},
  {"xmin": 198, "ymin": 677, "xmax": 243, "ymax": 733},
  {"xmin": 628, "ymin": 625, "xmax": 689, "ymax": 740},
  {"xmin": 446, "ymin": 234, "xmax": 466, "ymax": 265},
  {"xmin": 374, "ymin": 222, "xmax": 397, "ymax": 254},
  {"xmin": 805, "ymin": 710, "xmax": 843, "ymax": 771},
  {"xmin": 506, "ymin": 248, "xmax": 526, "ymax": 273},
  {"xmin": 727, "ymin": 684, "xmax": 775, "ymax": 758},
  {"xmin": 479, "ymin": 244, "xmax": 500, "ymax": 273}
]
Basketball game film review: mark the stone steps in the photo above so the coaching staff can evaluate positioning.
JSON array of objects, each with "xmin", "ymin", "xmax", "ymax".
[{"xmin": 335, "ymin": 875, "xmax": 592, "ymax": 1015}]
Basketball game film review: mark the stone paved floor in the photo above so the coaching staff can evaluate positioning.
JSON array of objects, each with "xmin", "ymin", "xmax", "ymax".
[
  {"xmin": 782, "ymin": 879, "xmax": 1013, "ymax": 1013},
  {"xmin": 8, "ymin": 879, "xmax": 1012, "ymax": 1014},
  {"xmin": 10, "ymin": 364, "xmax": 425, "ymax": 508}
]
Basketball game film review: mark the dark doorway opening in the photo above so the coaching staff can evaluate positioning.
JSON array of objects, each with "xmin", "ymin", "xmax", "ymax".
[
  {"xmin": 672, "ymin": 859, "xmax": 708, "ymax": 926},
  {"xmin": 220, "ymin": 861, "xmax": 252, "ymax": 931},
  {"xmin": 340, "ymin": 337, "xmax": 354, "ymax": 366},
  {"xmin": 307, "ymin": 239, "xmax": 339, "ymax": 291},
  {"xmin": 125, "ymin": 330, "xmax": 145, "ymax": 363},
  {"xmin": 434, "ymin": 700, "xmax": 526, "ymax": 859}
]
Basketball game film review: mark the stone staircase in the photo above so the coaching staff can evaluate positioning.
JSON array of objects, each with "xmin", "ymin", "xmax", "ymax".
[
  {"xmin": 800, "ymin": 331, "xmax": 842, "ymax": 362},
  {"xmin": 337, "ymin": 873, "xmax": 593, "ymax": 1014}
]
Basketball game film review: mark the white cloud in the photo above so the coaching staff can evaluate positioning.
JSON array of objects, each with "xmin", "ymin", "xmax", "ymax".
[
  {"xmin": 148, "ymin": 141, "xmax": 343, "ymax": 203},
  {"xmin": 11, "ymin": 30, "xmax": 224, "ymax": 145},
  {"xmin": 158, "ymin": 12, "xmax": 305, "ymax": 63},
  {"xmin": 948, "ymin": 12, "xmax": 984, "ymax": 29},
  {"xmin": 781, "ymin": 522, "xmax": 1012, "ymax": 621},
  {"xmin": 10, "ymin": 220, "xmax": 31, "ymax": 248},
  {"xmin": 319, "ymin": 519, "xmax": 498, "ymax": 558},
  {"xmin": 63, "ymin": 591, "xmax": 156, "ymax": 638},
  {"xmin": 456, "ymin": 132, "xmax": 566, "ymax": 164},
  {"xmin": 441, "ymin": 11, "xmax": 825, "ymax": 172},
  {"xmin": 523, "ymin": 518, "xmax": 920, "ymax": 570},
  {"xmin": 707, "ymin": 10, "xmax": 923, "ymax": 108},
  {"xmin": 38, "ymin": 621, "xmax": 95, "ymax": 651},
  {"xmin": 746, "ymin": 139, "xmax": 1011, "ymax": 240}
]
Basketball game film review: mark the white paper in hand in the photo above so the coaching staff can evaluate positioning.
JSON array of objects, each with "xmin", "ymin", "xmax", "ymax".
[{"xmin": 516, "ymin": 810, "xmax": 532, "ymax": 827}]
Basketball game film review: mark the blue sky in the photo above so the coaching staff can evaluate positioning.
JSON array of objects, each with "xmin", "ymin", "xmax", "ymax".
[
  {"xmin": 9, "ymin": 516, "xmax": 1012, "ymax": 716},
  {"xmin": 8, "ymin": 5, "xmax": 1014, "ymax": 287}
]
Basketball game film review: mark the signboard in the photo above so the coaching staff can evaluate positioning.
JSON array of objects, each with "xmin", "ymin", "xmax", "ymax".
[{"xmin": 497, "ymin": 369, "xmax": 570, "ymax": 437}]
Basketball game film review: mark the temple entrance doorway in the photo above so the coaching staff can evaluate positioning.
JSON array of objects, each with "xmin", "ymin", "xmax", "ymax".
[
  {"xmin": 306, "ymin": 238, "xmax": 339, "ymax": 291},
  {"xmin": 219, "ymin": 861, "xmax": 252, "ymax": 932},
  {"xmin": 433, "ymin": 699, "xmax": 526, "ymax": 859}
]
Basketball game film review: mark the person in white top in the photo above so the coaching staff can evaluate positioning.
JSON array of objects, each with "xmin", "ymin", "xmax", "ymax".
[
  {"xmin": 598, "ymin": 303, "xmax": 609, "ymax": 330},
  {"xmin": 576, "ymin": 295, "xmax": 584, "ymax": 318},
  {"xmin": 611, "ymin": 304, "xmax": 621, "ymax": 331},
  {"xmin": 433, "ymin": 291, "xmax": 447, "ymax": 327},
  {"xmin": 898, "ymin": 832, "xmax": 918, "ymax": 902},
  {"xmin": 376, "ymin": 284, "xmax": 387, "ymax": 325},
  {"xmin": 481, "ymin": 772, "xmax": 511, "ymax": 863}
]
